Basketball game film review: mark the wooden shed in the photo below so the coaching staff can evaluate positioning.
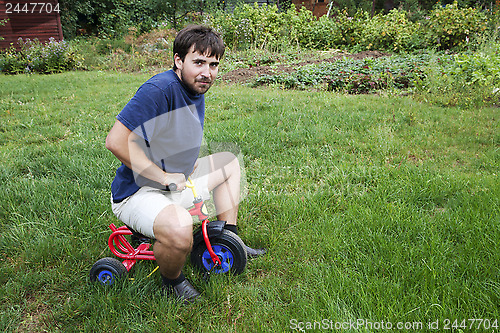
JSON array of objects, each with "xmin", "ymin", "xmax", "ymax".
[
  {"xmin": 292, "ymin": 0, "xmax": 330, "ymax": 17},
  {"xmin": 0, "ymin": 0, "xmax": 63, "ymax": 49}
]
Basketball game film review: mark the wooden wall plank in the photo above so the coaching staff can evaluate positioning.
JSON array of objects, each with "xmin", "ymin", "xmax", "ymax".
[{"xmin": 0, "ymin": 0, "xmax": 63, "ymax": 49}]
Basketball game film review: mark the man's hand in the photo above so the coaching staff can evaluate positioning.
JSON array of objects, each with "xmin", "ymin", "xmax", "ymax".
[{"xmin": 163, "ymin": 172, "xmax": 186, "ymax": 191}]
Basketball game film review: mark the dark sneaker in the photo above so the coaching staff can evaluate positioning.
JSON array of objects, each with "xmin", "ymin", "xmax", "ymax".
[
  {"xmin": 165, "ymin": 279, "xmax": 201, "ymax": 304},
  {"xmin": 245, "ymin": 245, "xmax": 267, "ymax": 258}
]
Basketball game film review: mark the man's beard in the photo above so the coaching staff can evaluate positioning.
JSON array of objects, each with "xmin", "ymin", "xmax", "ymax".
[{"xmin": 181, "ymin": 72, "xmax": 212, "ymax": 95}]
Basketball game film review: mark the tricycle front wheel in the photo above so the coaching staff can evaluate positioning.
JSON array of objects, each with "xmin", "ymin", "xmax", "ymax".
[{"xmin": 190, "ymin": 229, "xmax": 247, "ymax": 275}]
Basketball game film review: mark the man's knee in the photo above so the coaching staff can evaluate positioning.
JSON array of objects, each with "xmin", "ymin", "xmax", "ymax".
[
  {"xmin": 222, "ymin": 151, "xmax": 238, "ymax": 164},
  {"xmin": 207, "ymin": 152, "xmax": 241, "ymax": 191},
  {"xmin": 153, "ymin": 204, "xmax": 193, "ymax": 252},
  {"xmin": 215, "ymin": 151, "xmax": 240, "ymax": 176}
]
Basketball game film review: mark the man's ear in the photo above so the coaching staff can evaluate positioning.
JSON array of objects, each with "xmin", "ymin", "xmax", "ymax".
[{"xmin": 174, "ymin": 53, "xmax": 183, "ymax": 70}]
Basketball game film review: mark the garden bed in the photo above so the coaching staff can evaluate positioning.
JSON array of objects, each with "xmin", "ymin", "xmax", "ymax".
[{"xmin": 220, "ymin": 50, "xmax": 389, "ymax": 84}]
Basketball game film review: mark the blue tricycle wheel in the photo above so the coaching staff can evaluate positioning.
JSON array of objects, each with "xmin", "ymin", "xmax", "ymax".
[{"xmin": 201, "ymin": 244, "xmax": 235, "ymax": 273}]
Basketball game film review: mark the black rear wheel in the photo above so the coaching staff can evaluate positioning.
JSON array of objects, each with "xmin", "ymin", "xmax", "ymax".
[{"xmin": 90, "ymin": 257, "xmax": 128, "ymax": 285}]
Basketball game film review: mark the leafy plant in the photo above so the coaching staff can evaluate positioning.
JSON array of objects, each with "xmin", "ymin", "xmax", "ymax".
[
  {"xmin": 254, "ymin": 54, "xmax": 429, "ymax": 94},
  {"xmin": 449, "ymin": 50, "xmax": 500, "ymax": 87},
  {"xmin": 359, "ymin": 9, "xmax": 423, "ymax": 52},
  {"xmin": 330, "ymin": 8, "xmax": 370, "ymax": 48},
  {"xmin": 0, "ymin": 38, "xmax": 83, "ymax": 74},
  {"xmin": 423, "ymin": 1, "xmax": 488, "ymax": 50},
  {"xmin": 283, "ymin": 5, "xmax": 318, "ymax": 48},
  {"xmin": 208, "ymin": 3, "xmax": 316, "ymax": 51},
  {"xmin": 300, "ymin": 15, "xmax": 340, "ymax": 50},
  {"xmin": 415, "ymin": 45, "xmax": 500, "ymax": 107}
]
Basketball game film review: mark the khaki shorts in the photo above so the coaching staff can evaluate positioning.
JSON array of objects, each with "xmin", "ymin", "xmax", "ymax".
[{"xmin": 111, "ymin": 156, "xmax": 211, "ymax": 239}]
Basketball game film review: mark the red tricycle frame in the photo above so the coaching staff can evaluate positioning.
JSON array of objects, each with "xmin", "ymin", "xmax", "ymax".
[{"xmin": 106, "ymin": 178, "xmax": 222, "ymax": 273}]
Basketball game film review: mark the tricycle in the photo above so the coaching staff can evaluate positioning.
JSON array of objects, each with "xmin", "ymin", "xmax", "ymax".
[{"xmin": 90, "ymin": 178, "xmax": 247, "ymax": 285}]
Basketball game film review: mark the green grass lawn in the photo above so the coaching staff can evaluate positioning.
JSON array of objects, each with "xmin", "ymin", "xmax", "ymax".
[{"xmin": 0, "ymin": 71, "xmax": 498, "ymax": 332}]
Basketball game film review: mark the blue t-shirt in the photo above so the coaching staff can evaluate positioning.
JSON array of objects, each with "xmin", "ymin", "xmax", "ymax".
[{"xmin": 111, "ymin": 70, "xmax": 205, "ymax": 203}]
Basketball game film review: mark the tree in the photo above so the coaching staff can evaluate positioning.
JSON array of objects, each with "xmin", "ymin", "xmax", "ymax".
[{"xmin": 58, "ymin": 0, "xmax": 207, "ymax": 38}]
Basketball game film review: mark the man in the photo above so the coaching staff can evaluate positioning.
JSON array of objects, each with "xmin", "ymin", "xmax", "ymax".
[{"xmin": 105, "ymin": 25, "xmax": 265, "ymax": 304}]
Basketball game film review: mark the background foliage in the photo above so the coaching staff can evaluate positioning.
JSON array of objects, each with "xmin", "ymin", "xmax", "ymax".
[
  {"xmin": 0, "ymin": 38, "xmax": 83, "ymax": 74},
  {"xmin": 423, "ymin": 2, "xmax": 489, "ymax": 50},
  {"xmin": 415, "ymin": 43, "xmax": 500, "ymax": 107},
  {"xmin": 54, "ymin": 0, "xmax": 499, "ymax": 44},
  {"xmin": 254, "ymin": 53, "xmax": 429, "ymax": 92},
  {"xmin": 206, "ymin": 1, "xmax": 496, "ymax": 53},
  {"xmin": 58, "ymin": 0, "xmax": 242, "ymax": 38},
  {"xmin": 359, "ymin": 9, "xmax": 422, "ymax": 52}
]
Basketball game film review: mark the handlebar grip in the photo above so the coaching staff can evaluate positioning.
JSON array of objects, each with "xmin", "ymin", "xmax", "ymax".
[{"xmin": 168, "ymin": 183, "xmax": 177, "ymax": 191}]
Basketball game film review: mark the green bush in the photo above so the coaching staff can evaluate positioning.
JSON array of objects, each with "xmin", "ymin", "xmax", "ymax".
[
  {"xmin": 208, "ymin": 3, "xmax": 316, "ymax": 51},
  {"xmin": 207, "ymin": 3, "xmax": 495, "ymax": 53},
  {"xmin": 66, "ymin": 28, "xmax": 175, "ymax": 73},
  {"xmin": 300, "ymin": 15, "xmax": 340, "ymax": 50},
  {"xmin": 0, "ymin": 18, "xmax": 7, "ymax": 41},
  {"xmin": 448, "ymin": 48, "xmax": 500, "ymax": 88},
  {"xmin": 283, "ymin": 6, "xmax": 317, "ymax": 49},
  {"xmin": 209, "ymin": 4, "xmax": 266, "ymax": 50},
  {"xmin": 331, "ymin": 8, "xmax": 369, "ymax": 48},
  {"xmin": 0, "ymin": 38, "xmax": 83, "ymax": 74},
  {"xmin": 59, "ymin": 0, "xmax": 182, "ymax": 38},
  {"xmin": 359, "ymin": 9, "xmax": 423, "ymax": 52},
  {"xmin": 415, "ymin": 44, "xmax": 500, "ymax": 107},
  {"xmin": 236, "ymin": 3, "xmax": 285, "ymax": 49},
  {"xmin": 0, "ymin": 48, "xmax": 24, "ymax": 74},
  {"xmin": 424, "ymin": 1, "xmax": 489, "ymax": 50}
]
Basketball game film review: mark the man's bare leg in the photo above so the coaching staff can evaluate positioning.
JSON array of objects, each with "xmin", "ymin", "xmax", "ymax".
[
  {"xmin": 206, "ymin": 152, "xmax": 241, "ymax": 225},
  {"xmin": 153, "ymin": 204, "xmax": 200, "ymax": 303},
  {"xmin": 206, "ymin": 152, "xmax": 266, "ymax": 257}
]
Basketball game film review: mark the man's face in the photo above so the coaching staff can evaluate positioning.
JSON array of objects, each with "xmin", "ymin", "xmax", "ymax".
[{"xmin": 174, "ymin": 46, "xmax": 220, "ymax": 95}]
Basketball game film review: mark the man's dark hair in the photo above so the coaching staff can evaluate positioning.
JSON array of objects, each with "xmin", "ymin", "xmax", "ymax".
[{"xmin": 173, "ymin": 25, "xmax": 225, "ymax": 70}]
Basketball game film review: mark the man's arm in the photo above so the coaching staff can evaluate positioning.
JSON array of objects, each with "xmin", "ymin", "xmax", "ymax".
[{"xmin": 105, "ymin": 120, "xmax": 186, "ymax": 189}]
